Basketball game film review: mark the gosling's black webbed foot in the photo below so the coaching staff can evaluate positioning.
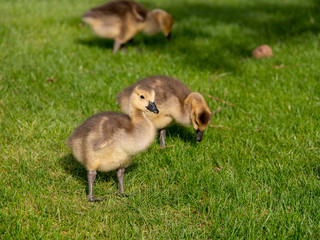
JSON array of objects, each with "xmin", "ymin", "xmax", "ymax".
[
  {"xmin": 88, "ymin": 195, "xmax": 107, "ymax": 202},
  {"xmin": 114, "ymin": 191, "xmax": 129, "ymax": 198},
  {"xmin": 88, "ymin": 195, "xmax": 99, "ymax": 202}
]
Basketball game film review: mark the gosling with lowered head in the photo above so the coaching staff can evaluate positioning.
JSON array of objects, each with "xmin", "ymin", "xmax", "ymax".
[
  {"xmin": 82, "ymin": 0, "xmax": 174, "ymax": 54},
  {"xmin": 67, "ymin": 86, "xmax": 159, "ymax": 201},
  {"xmin": 117, "ymin": 76, "xmax": 211, "ymax": 147}
]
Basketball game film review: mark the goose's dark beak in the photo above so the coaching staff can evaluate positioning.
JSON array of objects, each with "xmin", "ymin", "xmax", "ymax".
[
  {"xmin": 146, "ymin": 101, "xmax": 159, "ymax": 114},
  {"xmin": 196, "ymin": 129, "xmax": 203, "ymax": 142}
]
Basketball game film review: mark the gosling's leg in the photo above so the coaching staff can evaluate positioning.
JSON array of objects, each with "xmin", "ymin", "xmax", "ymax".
[
  {"xmin": 113, "ymin": 40, "xmax": 122, "ymax": 54},
  {"xmin": 159, "ymin": 129, "xmax": 166, "ymax": 148},
  {"xmin": 87, "ymin": 170, "xmax": 99, "ymax": 202},
  {"xmin": 87, "ymin": 170, "xmax": 107, "ymax": 202},
  {"xmin": 116, "ymin": 167, "xmax": 127, "ymax": 196}
]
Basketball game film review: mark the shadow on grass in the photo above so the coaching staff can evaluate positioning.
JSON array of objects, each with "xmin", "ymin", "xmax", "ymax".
[
  {"xmin": 75, "ymin": 33, "xmax": 170, "ymax": 55},
  {"xmin": 159, "ymin": 1, "xmax": 320, "ymax": 71},
  {"xmin": 161, "ymin": 125, "xmax": 198, "ymax": 146},
  {"xmin": 59, "ymin": 154, "xmax": 138, "ymax": 194},
  {"xmin": 76, "ymin": 37, "xmax": 114, "ymax": 50}
]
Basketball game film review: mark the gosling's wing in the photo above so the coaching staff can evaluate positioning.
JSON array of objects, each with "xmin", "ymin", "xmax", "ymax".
[
  {"xmin": 129, "ymin": 1, "xmax": 148, "ymax": 21},
  {"xmin": 68, "ymin": 112, "xmax": 131, "ymax": 151},
  {"xmin": 91, "ymin": 112, "xmax": 132, "ymax": 151},
  {"xmin": 136, "ymin": 76, "xmax": 191, "ymax": 105},
  {"xmin": 83, "ymin": 1, "xmax": 147, "ymax": 21}
]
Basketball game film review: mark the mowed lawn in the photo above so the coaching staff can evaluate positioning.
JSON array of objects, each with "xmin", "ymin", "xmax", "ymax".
[{"xmin": 1, "ymin": 0, "xmax": 320, "ymax": 238}]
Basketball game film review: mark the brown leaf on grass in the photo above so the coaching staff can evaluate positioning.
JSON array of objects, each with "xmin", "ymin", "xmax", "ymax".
[
  {"xmin": 215, "ymin": 166, "xmax": 222, "ymax": 171},
  {"xmin": 46, "ymin": 77, "xmax": 58, "ymax": 83},
  {"xmin": 205, "ymin": 94, "xmax": 235, "ymax": 107}
]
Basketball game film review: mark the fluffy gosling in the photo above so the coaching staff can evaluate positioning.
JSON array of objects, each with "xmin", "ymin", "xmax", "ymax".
[
  {"xmin": 67, "ymin": 86, "xmax": 159, "ymax": 201},
  {"xmin": 82, "ymin": 0, "xmax": 174, "ymax": 54},
  {"xmin": 117, "ymin": 76, "xmax": 211, "ymax": 147}
]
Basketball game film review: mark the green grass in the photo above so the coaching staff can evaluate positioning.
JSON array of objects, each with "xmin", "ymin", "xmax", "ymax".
[{"xmin": 1, "ymin": 0, "xmax": 320, "ymax": 238}]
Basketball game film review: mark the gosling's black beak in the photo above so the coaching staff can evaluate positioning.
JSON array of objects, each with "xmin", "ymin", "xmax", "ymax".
[
  {"xmin": 196, "ymin": 129, "xmax": 203, "ymax": 143},
  {"xmin": 146, "ymin": 101, "xmax": 159, "ymax": 114},
  {"xmin": 166, "ymin": 32, "xmax": 171, "ymax": 40}
]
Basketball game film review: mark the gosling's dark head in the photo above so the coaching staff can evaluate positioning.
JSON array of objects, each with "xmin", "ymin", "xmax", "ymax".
[
  {"xmin": 187, "ymin": 92, "xmax": 212, "ymax": 143},
  {"xmin": 192, "ymin": 110, "xmax": 211, "ymax": 142}
]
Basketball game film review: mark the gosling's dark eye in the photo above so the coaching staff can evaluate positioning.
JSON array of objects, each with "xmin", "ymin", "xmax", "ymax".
[{"xmin": 140, "ymin": 95, "xmax": 145, "ymax": 99}]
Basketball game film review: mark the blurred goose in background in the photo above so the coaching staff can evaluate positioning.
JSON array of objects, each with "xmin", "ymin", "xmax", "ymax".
[
  {"xmin": 117, "ymin": 76, "xmax": 212, "ymax": 147},
  {"xmin": 67, "ymin": 86, "xmax": 159, "ymax": 201},
  {"xmin": 82, "ymin": 0, "xmax": 174, "ymax": 54}
]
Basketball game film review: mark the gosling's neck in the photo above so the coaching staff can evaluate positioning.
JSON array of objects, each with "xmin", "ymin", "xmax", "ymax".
[
  {"xmin": 168, "ymin": 95, "xmax": 192, "ymax": 126},
  {"xmin": 143, "ymin": 12, "xmax": 160, "ymax": 35},
  {"xmin": 129, "ymin": 108, "xmax": 156, "ymax": 144},
  {"xmin": 129, "ymin": 108, "xmax": 153, "ymax": 125},
  {"xmin": 181, "ymin": 93, "xmax": 198, "ymax": 125}
]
